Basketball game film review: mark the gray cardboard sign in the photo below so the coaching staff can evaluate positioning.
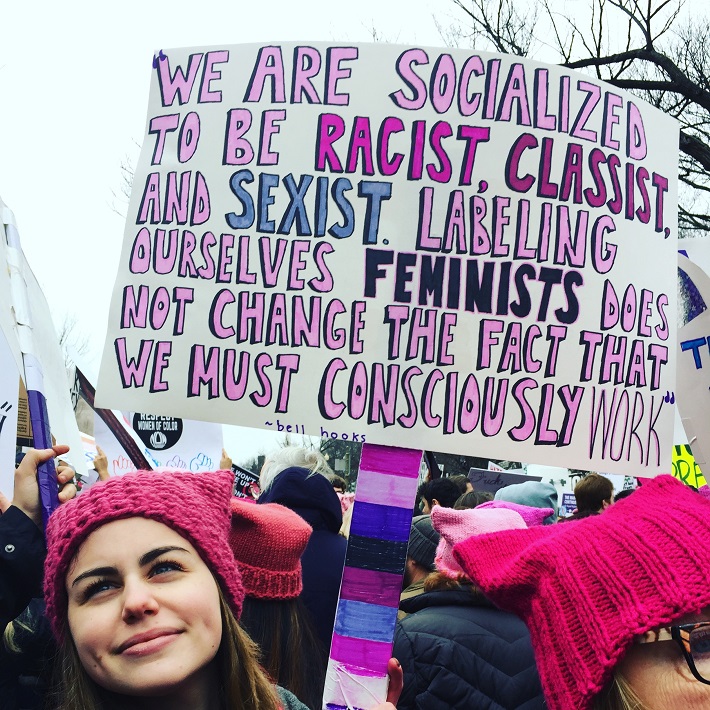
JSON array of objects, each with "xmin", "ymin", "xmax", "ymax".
[{"xmin": 468, "ymin": 467, "xmax": 542, "ymax": 494}]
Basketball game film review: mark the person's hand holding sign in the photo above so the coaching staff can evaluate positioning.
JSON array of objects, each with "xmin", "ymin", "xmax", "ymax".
[
  {"xmin": 13, "ymin": 445, "xmax": 76, "ymax": 525},
  {"xmin": 365, "ymin": 658, "xmax": 402, "ymax": 709}
]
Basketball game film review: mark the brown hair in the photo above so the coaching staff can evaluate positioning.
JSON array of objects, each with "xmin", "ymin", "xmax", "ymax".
[
  {"xmin": 453, "ymin": 490, "xmax": 493, "ymax": 509},
  {"xmin": 574, "ymin": 473, "xmax": 614, "ymax": 513},
  {"xmin": 240, "ymin": 597, "xmax": 326, "ymax": 709},
  {"xmin": 51, "ymin": 591, "xmax": 280, "ymax": 710}
]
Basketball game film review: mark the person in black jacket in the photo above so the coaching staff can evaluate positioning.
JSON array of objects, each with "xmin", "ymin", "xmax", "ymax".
[
  {"xmin": 0, "ymin": 446, "xmax": 76, "ymax": 710},
  {"xmin": 257, "ymin": 447, "xmax": 347, "ymax": 649},
  {"xmin": 393, "ymin": 505, "xmax": 545, "ymax": 710},
  {"xmin": 0, "ymin": 446, "xmax": 75, "ymax": 629}
]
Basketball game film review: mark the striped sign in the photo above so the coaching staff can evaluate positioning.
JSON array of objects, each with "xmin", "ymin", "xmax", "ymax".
[{"xmin": 323, "ymin": 443, "xmax": 422, "ymax": 710}]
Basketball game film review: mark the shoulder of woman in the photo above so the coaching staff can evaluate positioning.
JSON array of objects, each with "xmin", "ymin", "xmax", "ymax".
[{"xmin": 275, "ymin": 685, "xmax": 310, "ymax": 710}]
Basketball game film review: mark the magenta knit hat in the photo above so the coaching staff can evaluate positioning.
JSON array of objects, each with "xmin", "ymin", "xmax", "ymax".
[
  {"xmin": 229, "ymin": 499, "xmax": 312, "ymax": 600},
  {"xmin": 44, "ymin": 470, "xmax": 244, "ymax": 643},
  {"xmin": 452, "ymin": 475, "xmax": 710, "ymax": 710},
  {"xmin": 430, "ymin": 505, "xmax": 526, "ymax": 578},
  {"xmin": 476, "ymin": 499, "xmax": 553, "ymax": 526}
]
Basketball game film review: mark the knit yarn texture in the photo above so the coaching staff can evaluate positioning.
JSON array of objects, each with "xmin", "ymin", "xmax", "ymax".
[
  {"xmin": 44, "ymin": 469, "xmax": 244, "ymax": 642},
  {"xmin": 230, "ymin": 499, "xmax": 312, "ymax": 599},
  {"xmin": 453, "ymin": 475, "xmax": 710, "ymax": 710},
  {"xmin": 431, "ymin": 505, "xmax": 526, "ymax": 578},
  {"xmin": 407, "ymin": 514, "xmax": 440, "ymax": 571},
  {"xmin": 477, "ymin": 499, "xmax": 554, "ymax": 526}
]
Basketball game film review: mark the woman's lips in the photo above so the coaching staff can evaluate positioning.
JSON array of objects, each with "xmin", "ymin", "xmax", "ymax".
[{"xmin": 115, "ymin": 629, "xmax": 181, "ymax": 656}]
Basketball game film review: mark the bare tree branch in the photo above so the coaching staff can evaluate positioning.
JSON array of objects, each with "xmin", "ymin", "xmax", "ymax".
[{"xmin": 449, "ymin": 0, "xmax": 710, "ymax": 233}]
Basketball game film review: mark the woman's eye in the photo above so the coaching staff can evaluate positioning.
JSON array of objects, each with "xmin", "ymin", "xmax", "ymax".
[
  {"xmin": 150, "ymin": 560, "xmax": 184, "ymax": 577},
  {"xmin": 82, "ymin": 580, "xmax": 115, "ymax": 601}
]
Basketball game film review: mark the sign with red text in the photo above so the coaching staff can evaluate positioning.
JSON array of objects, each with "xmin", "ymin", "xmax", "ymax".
[{"xmin": 97, "ymin": 43, "xmax": 678, "ymax": 474}]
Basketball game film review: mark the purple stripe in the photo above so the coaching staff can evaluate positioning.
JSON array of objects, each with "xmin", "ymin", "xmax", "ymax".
[
  {"xmin": 330, "ymin": 633, "xmax": 392, "ymax": 674},
  {"xmin": 339, "ymin": 567, "xmax": 402, "ymax": 605},
  {"xmin": 27, "ymin": 389, "xmax": 60, "ymax": 525},
  {"xmin": 349, "ymin": 501, "xmax": 413, "ymax": 542},
  {"xmin": 359, "ymin": 445, "xmax": 422, "ymax": 478},
  {"xmin": 355, "ymin": 470, "xmax": 419, "ymax": 507}
]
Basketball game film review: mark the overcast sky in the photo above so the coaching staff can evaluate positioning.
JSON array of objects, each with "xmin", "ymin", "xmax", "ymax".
[{"xmin": 0, "ymin": 0, "xmax": 701, "ymax": 461}]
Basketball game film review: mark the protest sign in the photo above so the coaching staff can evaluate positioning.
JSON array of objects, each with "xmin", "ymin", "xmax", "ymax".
[
  {"xmin": 16, "ymin": 378, "xmax": 32, "ymax": 447},
  {"xmin": 94, "ymin": 411, "xmax": 222, "ymax": 476},
  {"xmin": 232, "ymin": 463, "xmax": 260, "ymax": 498},
  {"xmin": 676, "ymin": 253, "xmax": 710, "ymax": 466},
  {"xmin": 1, "ymin": 197, "xmax": 86, "ymax": 521},
  {"xmin": 96, "ymin": 42, "xmax": 678, "ymax": 475},
  {"xmin": 130, "ymin": 412, "xmax": 222, "ymax": 470},
  {"xmin": 671, "ymin": 443, "xmax": 707, "ymax": 488},
  {"xmin": 469, "ymin": 466, "xmax": 541, "ymax": 493},
  {"xmin": 75, "ymin": 367, "xmax": 154, "ymax": 472},
  {"xmin": 0, "ymin": 331, "xmax": 19, "ymax": 499},
  {"xmin": 559, "ymin": 492, "xmax": 577, "ymax": 517}
]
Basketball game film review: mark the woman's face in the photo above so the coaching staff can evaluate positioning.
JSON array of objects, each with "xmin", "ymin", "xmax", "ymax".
[
  {"xmin": 66, "ymin": 517, "xmax": 223, "ymax": 699},
  {"xmin": 619, "ymin": 611, "xmax": 710, "ymax": 710}
]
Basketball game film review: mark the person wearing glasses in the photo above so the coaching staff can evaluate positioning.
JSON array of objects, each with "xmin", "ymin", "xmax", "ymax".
[{"xmin": 450, "ymin": 475, "xmax": 710, "ymax": 710}]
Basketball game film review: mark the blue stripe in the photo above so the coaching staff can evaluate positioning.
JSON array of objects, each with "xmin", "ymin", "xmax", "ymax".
[
  {"xmin": 334, "ymin": 599, "xmax": 398, "ymax": 642},
  {"xmin": 349, "ymin": 501, "xmax": 413, "ymax": 542}
]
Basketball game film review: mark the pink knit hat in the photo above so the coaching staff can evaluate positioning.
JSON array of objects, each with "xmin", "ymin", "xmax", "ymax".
[
  {"xmin": 453, "ymin": 475, "xmax": 710, "ymax": 710},
  {"xmin": 430, "ymin": 505, "xmax": 526, "ymax": 578},
  {"xmin": 229, "ymin": 499, "xmax": 312, "ymax": 600},
  {"xmin": 44, "ymin": 470, "xmax": 244, "ymax": 643},
  {"xmin": 476, "ymin": 499, "xmax": 553, "ymax": 526}
]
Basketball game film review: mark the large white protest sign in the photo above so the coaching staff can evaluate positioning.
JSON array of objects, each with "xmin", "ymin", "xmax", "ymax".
[
  {"xmin": 97, "ymin": 43, "xmax": 678, "ymax": 474},
  {"xmin": 0, "ymin": 330, "xmax": 20, "ymax": 499},
  {"xmin": 0, "ymin": 197, "xmax": 86, "ymax": 478}
]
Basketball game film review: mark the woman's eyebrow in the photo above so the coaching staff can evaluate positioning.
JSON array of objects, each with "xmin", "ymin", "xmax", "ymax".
[
  {"xmin": 71, "ymin": 566, "xmax": 118, "ymax": 588},
  {"xmin": 139, "ymin": 546, "xmax": 190, "ymax": 567},
  {"xmin": 70, "ymin": 547, "xmax": 190, "ymax": 588}
]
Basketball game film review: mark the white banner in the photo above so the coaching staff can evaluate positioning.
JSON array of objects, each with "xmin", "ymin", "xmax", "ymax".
[
  {"xmin": 94, "ymin": 411, "xmax": 222, "ymax": 477},
  {"xmin": 97, "ymin": 43, "xmax": 678, "ymax": 474},
  {"xmin": 0, "ymin": 197, "xmax": 86, "ymax": 477},
  {"xmin": 0, "ymin": 330, "xmax": 20, "ymax": 499}
]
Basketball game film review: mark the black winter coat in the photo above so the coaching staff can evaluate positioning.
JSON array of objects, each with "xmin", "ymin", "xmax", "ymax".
[
  {"xmin": 393, "ymin": 587, "xmax": 546, "ymax": 710},
  {"xmin": 0, "ymin": 507, "xmax": 45, "ymax": 628}
]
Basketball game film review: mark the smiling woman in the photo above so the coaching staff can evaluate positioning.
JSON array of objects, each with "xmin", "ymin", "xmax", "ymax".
[
  {"xmin": 41, "ymin": 470, "xmax": 297, "ymax": 710},
  {"xmin": 42, "ymin": 469, "xmax": 400, "ymax": 710}
]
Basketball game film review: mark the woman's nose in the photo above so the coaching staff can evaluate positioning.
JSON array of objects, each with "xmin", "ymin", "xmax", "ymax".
[{"xmin": 121, "ymin": 578, "xmax": 160, "ymax": 622}]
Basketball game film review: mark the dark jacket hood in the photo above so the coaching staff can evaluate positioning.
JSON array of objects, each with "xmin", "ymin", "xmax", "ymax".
[{"xmin": 258, "ymin": 466, "xmax": 343, "ymax": 533}]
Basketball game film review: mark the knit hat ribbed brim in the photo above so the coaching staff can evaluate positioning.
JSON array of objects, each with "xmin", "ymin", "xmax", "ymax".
[{"xmin": 229, "ymin": 499, "xmax": 312, "ymax": 600}]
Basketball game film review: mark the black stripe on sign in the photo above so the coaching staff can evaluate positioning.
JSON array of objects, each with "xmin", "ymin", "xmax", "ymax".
[{"xmin": 345, "ymin": 535, "xmax": 408, "ymax": 575}]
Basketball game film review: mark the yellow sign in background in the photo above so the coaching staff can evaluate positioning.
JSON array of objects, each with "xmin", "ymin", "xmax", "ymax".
[{"xmin": 672, "ymin": 444, "xmax": 707, "ymax": 488}]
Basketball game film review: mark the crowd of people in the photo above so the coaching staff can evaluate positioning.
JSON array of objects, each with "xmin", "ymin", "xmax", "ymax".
[{"xmin": 2, "ymin": 443, "xmax": 710, "ymax": 710}]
